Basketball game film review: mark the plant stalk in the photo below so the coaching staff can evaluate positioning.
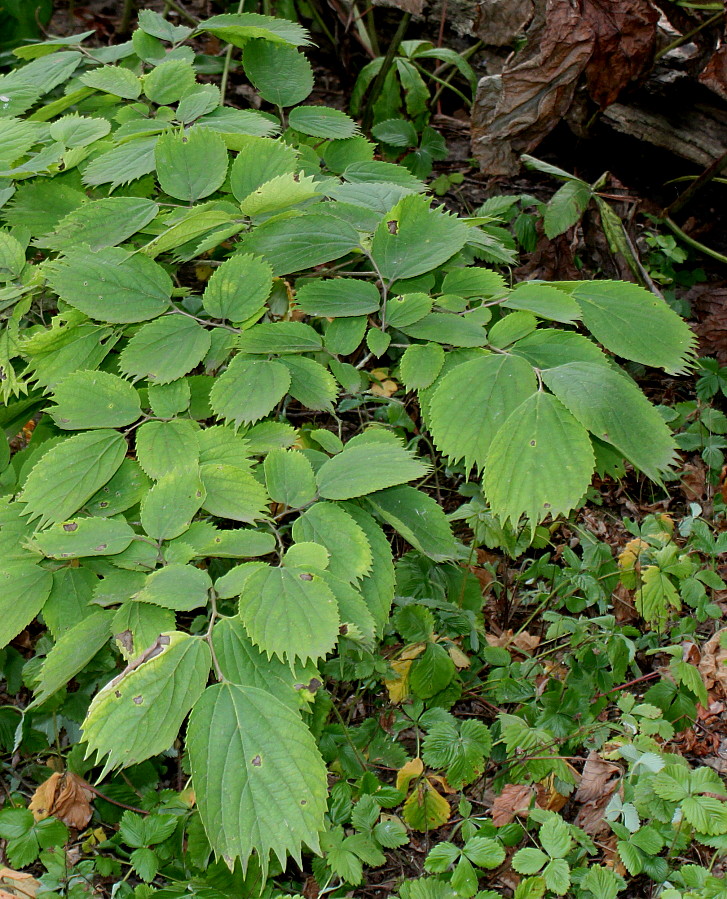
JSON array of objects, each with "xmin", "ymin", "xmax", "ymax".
[{"xmin": 361, "ymin": 12, "xmax": 412, "ymax": 131}]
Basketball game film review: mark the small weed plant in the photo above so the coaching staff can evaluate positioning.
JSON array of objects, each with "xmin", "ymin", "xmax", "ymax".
[{"xmin": 0, "ymin": 10, "xmax": 722, "ymax": 899}]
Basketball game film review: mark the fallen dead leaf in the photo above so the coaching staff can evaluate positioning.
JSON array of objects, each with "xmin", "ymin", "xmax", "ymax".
[
  {"xmin": 574, "ymin": 751, "xmax": 621, "ymax": 836},
  {"xmin": 486, "ymin": 629, "xmax": 541, "ymax": 657},
  {"xmin": 0, "ymin": 868, "xmax": 41, "ymax": 899},
  {"xmin": 699, "ymin": 629, "xmax": 727, "ymax": 701},
  {"xmin": 535, "ymin": 774, "xmax": 569, "ymax": 813},
  {"xmin": 491, "ymin": 783, "xmax": 535, "ymax": 826},
  {"xmin": 29, "ymin": 772, "xmax": 94, "ymax": 830}
]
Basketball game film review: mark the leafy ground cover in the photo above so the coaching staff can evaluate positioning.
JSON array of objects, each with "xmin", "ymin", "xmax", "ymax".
[{"xmin": 0, "ymin": 6, "xmax": 726, "ymax": 899}]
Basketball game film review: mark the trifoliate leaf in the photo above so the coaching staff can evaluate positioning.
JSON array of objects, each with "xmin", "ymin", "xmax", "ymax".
[
  {"xmin": 155, "ymin": 127, "xmax": 228, "ymax": 202},
  {"xmin": 371, "ymin": 194, "xmax": 469, "ymax": 281},
  {"xmin": 422, "ymin": 719, "xmax": 492, "ymax": 789},
  {"xmin": 463, "ymin": 836, "xmax": 506, "ymax": 870},
  {"xmin": 363, "ymin": 485, "xmax": 458, "ymax": 562},
  {"xmin": 187, "ymin": 682, "xmax": 326, "ymax": 877},
  {"xmin": 0, "ymin": 561, "xmax": 53, "ymax": 648},
  {"xmin": 242, "ymin": 39, "xmax": 313, "ymax": 107},
  {"xmin": 49, "ymin": 370, "xmax": 141, "ymax": 429},
  {"xmin": 210, "ymin": 357, "xmax": 291, "ymax": 427},
  {"xmin": 83, "ymin": 632, "xmax": 211, "ymax": 776},
  {"xmin": 288, "ymin": 105, "xmax": 359, "ymax": 139},
  {"xmin": 46, "ymin": 247, "xmax": 171, "ymax": 323},
  {"xmin": 202, "ymin": 253, "xmax": 273, "ymax": 322},
  {"xmin": 80, "ymin": 65, "xmax": 142, "ymax": 99},
  {"xmin": 542, "ymin": 362, "xmax": 677, "ymax": 482},
  {"xmin": 429, "ymin": 354, "xmax": 536, "ymax": 470},
  {"xmin": 140, "ymin": 468, "xmax": 206, "ymax": 540},
  {"xmin": 264, "ymin": 449, "xmax": 316, "ymax": 508},
  {"xmin": 539, "ymin": 816, "xmax": 572, "ymax": 859},
  {"xmin": 316, "ymin": 441, "xmax": 428, "ymax": 500},
  {"xmin": 292, "ymin": 502, "xmax": 372, "ymax": 583},
  {"xmin": 119, "ymin": 315, "xmax": 211, "ymax": 384},
  {"xmin": 199, "ymin": 463, "xmax": 269, "ymax": 523},
  {"xmin": 484, "ymin": 392, "xmax": 594, "ymax": 530},
  {"xmin": 22, "ymin": 430, "xmax": 127, "ymax": 526},
  {"xmin": 572, "ymin": 281, "xmax": 696, "ymax": 374},
  {"xmin": 134, "ymin": 563, "xmax": 211, "ymax": 612},
  {"xmin": 239, "ymin": 565, "xmax": 339, "ymax": 664}
]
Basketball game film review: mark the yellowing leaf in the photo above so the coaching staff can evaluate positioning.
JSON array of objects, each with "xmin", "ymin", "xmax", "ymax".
[
  {"xmin": 385, "ymin": 658, "xmax": 413, "ymax": 704},
  {"xmin": 396, "ymin": 757, "xmax": 424, "ymax": 792},
  {"xmin": 402, "ymin": 778, "xmax": 451, "ymax": 831}
]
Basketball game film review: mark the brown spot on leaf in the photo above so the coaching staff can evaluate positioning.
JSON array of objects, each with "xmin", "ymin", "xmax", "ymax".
[
  {"xmin": 299, "ymin": 573, "xmax": 313, "ymax": 581},
  {"xmin": 63, "ymin": 522, "xmax": 78, "ymax": 532},
  {"xmin": 133, "ymin": 695, "xmax": 143, "ymax": 705},
  {"xmin": 251, "ymin": 755, "xmax": 262, "ymax": 767}
]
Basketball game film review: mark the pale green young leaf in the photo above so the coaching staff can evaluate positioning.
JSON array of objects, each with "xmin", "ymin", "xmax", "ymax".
[
  {"xmin": 279, "ymin": 356, "xmax": 338, "ymax": 411},
  {"xmin": 155, "ymin": 127, "xmax": 228, "ymax": 202},
  {"xmin": 80, "ymin": 65, "xmax": 142, "ymax": 99},
  {"xmin": 33, "ymin": 611, "xmax": 111, "ymax": 705},
  {"xmin": 636, "ymin": 566, "xmax": 679, "ymax": 627},
  {"xmin": 363, "ymin": 485, "xmax": 458, "ymax": 562},
  {"xmin": 371, "ymin": 194, "xmax": 469, "ymax": 281},
  {"xmin": 542, "ymin": 362, "xmax": 677, "ymax": 482},
  {"xmin": 429, "ymin": 354, "xmax": 536, "ymax": 470},
  {"xmin": 242, "ymin": 40, "xmax": 313, "ymax": 107},
  {"xmin": 187, "ymin": 682, "xmax": 326, "ymax": 877},
  {"xmin": 48, "ymin": 114, "xmax": 111, "ymax": 148},
  {"xmin": 135, "ymin": 420, "xmax": 200, "ymax": 480},
  {"xmin": 316, "ymin": 441, "xmax": 429, "ymax": 500},
  {"xmin": 134, "ymin": 563, "xmax": 211, "ymax": 612},
  {"xmin": 210, "ymin": 357, "xmax": 291, "ymax": 427},
  {"xmin": 284, "ymin": 542, "xmax": 330, "ymax": 571},
  {"xmin": 579, "ymin": 866, "xmax": 624, "ymax": 899},
  {"xmin": 295, "ymin": 278, "xmax": 381, "ymax": 318},
  {"xmin": 199, "ymin": 13, "xmax": 313, "ymax": 47},
  {"xmin": 292, "ymin": 502, "xmax": 372, "ymax": 583},
  {"xmin": 199, "ymin": 463, "xmax": 269, "ymax": 523},
  {"xmin": 239, "ymin": 565, "xmax": 339, "ymax": 664},
  {"xmin": 399, "ymin": 343, "xmax": 445, "ymax": 390},
  {"xmin": 36, "ymin": 197, "xmax": 158, "ymax": 252},
  {"xmin": 82, "ymin": 136, "xmax": 159, "ymax": 190},
  {"xmin": 49, "ymin": 370, "xmax": 140, "ymax": 429},
  {"xmin": 501, "ymin": 282, "xmax": 581, "ymax": 323},
  {"xmin": 240, "ymin": 172, "xmax": 321, "ymax": 220},
  {"xmin": 140, "ymin": 468, "xmax": 206, "ymax": 540},
  {"xmin": 543, "ymin": 180, "xmax": 592, "ymax": 238},
  {"xmin": 140, "ymin": 206, "xmax": 235, "ymax": 258},
  {"xmin": 33, "ymin": 516, "xmax": 135, "ymax": 559},
  {"xmin": 0, "ymin": 232, "xmax": 25, "ymax": 281},
  {"xmin": 143, "ymin": 59, "xmax": 196, "ymax": 105},
  {"xmin": 112, "ymin": 602, "xmax": 175, "ymax": 661},
  {"xmin": 0, "ymin": 561, "xmax": 53, "ymax": 648},
  {"xmin": 229, "ymin": 137, "xmax": 298, "ymax": 203},
  {"xmin": 572, "ymin": 281, "xmax": 696, "ymax": 374},
  {"xmin": 22, "ymin": 430, "xmax": 127, "ymax": 526},
  {"xmin": 202, "ymin": 253, "xmax": 273, "ymax": 321},
  {"xmin": 264, "ymin": 449, "xmax": 316, "ymax": 508},
  {"xmin": 539, "ymin": 816, "xmax": 571, "ymax": 859},
  {"xmin": 46, "ymin": 247, "xmax": 171, "ymax": 323},
  {"xmin": 288, "ymin": 106, "xmax": 359, "ymax": 139},
  {"xmin": 512, "ymin": 848, "xmax": 548, "ymax": 875},
  {"xmin": 119, "ymin": 315, "xmax": 211, "ymax": 384},
  {"xmin": 83, "ymin": 632, "xmax": 211, "ymax": 776}
]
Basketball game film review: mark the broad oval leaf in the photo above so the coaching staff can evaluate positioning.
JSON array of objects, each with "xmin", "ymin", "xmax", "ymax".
[
  {"xmin": 33, "ymin": 516, "xmax": 135, "ymax": 559},
  {"xmin": 399, "ymin": 343, "xmax": 444, "ymax": 390},
  {"xmin": 295, "ymin": 278, "xmax": 381, "ymax": 318},
  {"xmin": 36, "ymin": 197, "xmax": 158, "ymax": 252},
  {"xmin": 155, "ymin": 127, "xmax": 228, "ymax": 203},
  {"xmin": 292, "ymin": 502, "xmax": 372, "ymax": 583},
  {"xmin": 187, "ymin": 682, "xmax": 326, "ymax": 876},
  {"xmin": 363, "ymin": 485, "xmax": 458, "ymax": 562},
  {"xmin": 135, "ymin": 420, "xmax": 200, "ymax": 480},
  {"xmin": 202, "ymin": 253, "xmax": 273, "ymax": 322},
  {"xmin": 316, "ymin": 441, "xmax": 429, "ymax": 500},
  {"xmin": 242, "ymin": 39, "xmax": 313, "ymax": 107},
  {"xmin": 119, "ymin": 314, "xmax": 211, "ymax": 384},
  {"xmin": 0, "ymin": 561, "xmax": 53, "ymax": 648},
  {"xmin": 264, "ymin": 448, "xmax": 316, "ymax": 508},
  {"xmin": 49, "ymin": 370, "xmax": 141, "ymax": 429},
  {"xmin": 134, "ymin": 563, "xmax": 212, "ymax": 612},
  {"xmin": 210, "ymin": 356, "xmax": 291, "ymax": 427},
  {"xmin": 288, "ymin": 105, "xmax": 359, "ymax": 139},
  {"xmin": 33, "ymin": 611, "xmax": 111, "ymax": 706},
  {"xmin": 200, "ymin": 463, "xmax": 269, "ymax": 523},
  {"xmin": 140, "ymin": 468, "xmax": 206, "ymax": 540}
]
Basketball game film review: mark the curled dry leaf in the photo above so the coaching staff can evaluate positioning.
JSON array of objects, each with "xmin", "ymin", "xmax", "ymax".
[
  {"xmin": 574, "ymin": 750, "xmax": 621, "ymax": 836},
  {"xmin": 491, "ymin": 783, "xmax": 535, "ymax": 826},
  {"xmin": 486, "ymin": 629, "xmax": 541, "ymax": 657},
  {"xmin": 29, "ymin": 771, "xmax": 94, "ymax": 830},
  {"xmin": 698, "ymin": 629, "xmax": 727, "ymax": 701},
  {"xmin": 0, "ymin": 867, "xmax": 41, "ymax": 899}
]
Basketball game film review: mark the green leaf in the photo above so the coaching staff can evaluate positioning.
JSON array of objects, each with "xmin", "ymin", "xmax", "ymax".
[
  {"xmin": 187, "ymin": 682, "xmax": 326, "ymax": 876},
  {"xmin": 141, "ymin": 468, "xmax": 206, "ymax": 540},
  {"xmin": 371, "ymin": 194, "xmax": 469, "ymax": 281},
  {"xmin": 295, "ymin": 278, "xmax": 381, "ymax": 318},
  {"xmin": 49, "ymin": 370, "xmax": 140, "ymax": 429},
  {"xmin": 83, "ymin": 632, "xmax": 211, "ymax": 776},
  {"xmin": 80, "ymin": 65, "xmax": 142, "ymax": 99},
  {"xmin": 579, "ymin": 866, "xmax": 624, "ymax": 899},
  {"xmin": 422, "ymin": 718, "xmax": 491, "ymax": 788},
  {"xmin": 682, "ymin": 796, "xmax": 727, "ymax": 835},
  {"xmin": 511, "ymin": 328, "xmax": 609, "ymax": 369},
  {"xmin": 202, "ymin": 253, "xmax": 273, "ymax": 322},
  {"xmin": 242, "ymin": 40, "xmax": 313, "ymax": 107},
  {"xmin": 542, "ymin": 362, "xmax": 676, "ymax": 482},
  {"xmin": 135, "ymin": 420, "xmax": 200, "ymax": 480},
  {"xmin": 138, "ymin": 8, "xmax": 193, "ymax": 41},
  {"xmin": 134, "ymin": 563, "xmax": 211, "ymax": 612},
  {"xmin": 33, "ymin": 610, "xmax": 110, "ymax": 705},
  {"xmin": 130, "ymin": 847, "xmax": 159, "ymax": 883},
  {"xmin": 36, "ymin": 197, "xmax": 158, "ymax": 252},
  {"xmin": 462, "ymin": 836, "xmax": 506, "ymax": 869},
  {"xmin": 0, "ymin": 231, "xmax": 25, "ymax": 281},
  {"xmin": 316, "ymin": 440, "xmax": 428, "ymax": 500},
  {"xmin": 410, "ymin": 643, "xmax": 455, "ymax": 699},
  {"xmin": 543, "ymin": 858, "xmax": 570, "ymax": 895},
  {"xmin": 239, "ymin": 565, "xmax": 339, "ymax": 664},
  {"xmin": 512, "ymin": 848, "xmax": 548, "ymax": 875},
  {"xmin": 33, "ymin": 516, "xmax": 135, "ymax": 558},
  {"xmin": 239, "ymin": 212, "xmax": 360, "ymax": 275},
  {"xmin": 441, "ymin": 267, "xmax": 506, "ymax": 299},
  {"xmin": 572, "ymin": 281, "xmax": 696, "ymax": 374},
  {"xmin": 289, "ymin": 105, "xmax": 359, "ymax": 139},
  {"xmin": 651, "ymin": 766, "xmax": 690, "ymax": 802},
  {"xmin": 543, "ymin": 180, "xmax": 592, "ymax": 238},
  {"xmin": 425, "ymin": 842, "xmax": 460, "ymax": 872},
  {"xmin": 539, "ymin": 816, "xmax": 571, "ymax": 858},
  {"xmin": 237, "ymin": 321, "xmax": 322, "ymax": 354},
  {"xmin": 119, "ymin": 315, "xmax": 211, "ymax": 384},
  {"xmin": 363, "ymin": 485, "xmax": 458, "ymax": 562},
  {"xmin": 399, "ymin": 313, "xmax": 488, "ymax": 347},
  {"xmin": 484, "ymin": 392, "xmax": 594, "ymax": 530},
  {"xmin": 112, "ymin": 602, "xmax": 175, "ymax": 660},
  {"xmin": 340, "ymin": 503, "xmax": 394, "ymax": 637},
  {"xmin": 210, "ymin": 357, "xmax": 291, "ymax": 427},
  {"xmin": 386, "ymin": 292, "xmax": 432, "ymax": 329},
  {"xmin": 0, "ymin": 561, "xmax": 53, "ymax": 648},
  {"xmin": 279, "ymin": 356, "xmax": 338, "ymax": 412},
  {"xmin": 22, "ymin": 430, "xmax": 127, "ymax": 526},
  {"xmin": 177, "ymin": 86, "xmax": 221, "ymax": 124},
  {"xmin": 399, "ymin": 343, "xmax": 444, "ymax": 390},
  {"xmin": 43, "ymin": 567, "xmax": 96, "ymax": 639},
  {"xmin": 292, "ymin": 502, "xmax": 372, "ymax": 583},
  {"xmin": 143, "ymin": 59, "xmax": 196, "ymax": 105},
  {"xmin": 199, "ymin": 13, "xmax": 312, "ymax": 48},
  {"xmin": 82, "ymin": 136, "xmax": 159, "ymax": 190},
  {"xmin": 200, "ymin": 463, "xmax": 269, "ymax": 523},
  {"xmin": 501, "ymin": 282, "xmax": 581, "ymax": 323},
  {"xmin": 229, "ymin": 137, "xmax": 298, "ymax": 203},
  {"xmin": 429, "ymin": 354, "xmax": 536, "ymax": 470},
  {"xmin": 155, "ymin": 127, "xmax": 228, "ymax": 202},
  {"xmin": 264, "ymin": 449, "xmax": 316, "ymax": 508},
  {"xmin": 47, "ymin": 247, "xmax": 171, "ymax": 323},
  {"xmin": 372, "ymin": 118, "xmax": 418, "ymax": 148}
]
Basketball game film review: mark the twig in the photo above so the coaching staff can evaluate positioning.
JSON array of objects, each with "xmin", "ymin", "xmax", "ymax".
[{"xmin": 85, "ymin": 783, "xmax": 149, "ymax": 815}]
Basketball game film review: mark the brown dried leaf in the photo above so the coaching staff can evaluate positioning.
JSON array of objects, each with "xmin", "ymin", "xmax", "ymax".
[
  {"xmin": 29, "ymin": 772, "xmax": 94, "ymax": 830},
  {"xmin": 687, "ymin": 284, "xmax": 727, "ymax": 364},
  {"xmin": 574, "ymin": 751, "xmax": 621, "ymax": 836},
  {"xmin": 700, "ymin": 42, "xmax": 727, "ymax": 101},
  {"xmin": 491, "ymin": 783, "xmax": 534, "ymax": 826},
  {"xmin": 473, "ymin": 0, "xmax": 535, "ymax": 46},
  {"xmin": 0, "ymin": 868, "xmax": 41, "ymax": 899},
  {"xmin": 699, "ymin": 629, "xmax": 727, "ymax": 701}
]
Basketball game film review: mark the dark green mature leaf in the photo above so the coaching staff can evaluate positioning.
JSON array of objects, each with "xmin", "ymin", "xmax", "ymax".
[
  {"xmin": 22, "ymin": 430, "xmax": 127, "ymax": 526},
  {"xmin": 572, "ymin": 281, "xmax": 696, "ymax": 374},
  {"xmin": 484, "ymin": 392, "xmax": 595, "ymax": 530},
  {"xmin": 316, "ymin": 440, "xmax": 429, "ymax": 500},
  {"xmin": 239, "ymin": 565, "xmax": 339, "ymax": 664},
  {"xmin": 33, "ymin": 611, "xmax": 111, "ymax": 706},
  {"xmin": 202, "ymin": 253, "xmax": 272, "ymax": 322},
  {"xmin": 187, "ymin": 683, "xmax": 326, "ymax": 876},
  {"xmin": 119, "ymin": 315, "xmax": 211, "ymax": 384},
  {"xmin": 542, "ymin": 362, "xmax": 677, "ymax": 481},
  {"xmin": 134, "ymin": 564, "xmax": 212, "ymax": 612},
  {"xmin": 264, "ymin": 449, "xmax": 316, "ymax": 508},
  {"xmin": 295, "ymin": 278, "xmax": 381, "ymax": 318},
  {"xmin": 155, "ymin": 127, "xmax": 228, "ymax": 203},
  {"xmin": 279, "ymin": 356, "xmax": 337, "ymax": 411},
  {"xmin": 46, "ymin": 247, "xmax": 171, "ymax": 323},
  {"xmin": 199, "ymin": 12, "xmax": 313, "ymax": 48},
  {"xmin": 363, "ymin": 485, "xmax": 458, "ymax": 562},
  {"xmin": 242, "ymin": 40, "xmax": 313, "ymax": 107},
  {"xmin": 429, "ymin": 354, "xmax": 536, "ymax": 470},
  {"xmin": 371, "ymin": 194, "xmax": 469, "ymax": 281},
  {"xmin": 288, "ymin": 106, "xmax": 359, "ymax": 139},
  {"xmin": 49, "ymin": 370, "xmax": 141, "ymax": 429},
  {"xmin": 82, "ymin": 136, "xmax": 159, "ymax": 190},
  {"xmin": 36, "ymin": 197, "xmax": 158, "ymax": 252},
  {"xmin": 210, "ymin": 357, "xmax": 291, "ymax": 427},
  {"xmin": 0, "ymin": 561, "xmax": 53, "ymax": 648},
  {"xmin": 292, "ymin": 502, "xmax": 372, "ymax": 583},
  {"xmin": 83, "ymin": 632, "xmax": 211, "ymax": 776},
  {"xmin": 502, "ymin": 283, "xmax": 581, "ymax": 323}
]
